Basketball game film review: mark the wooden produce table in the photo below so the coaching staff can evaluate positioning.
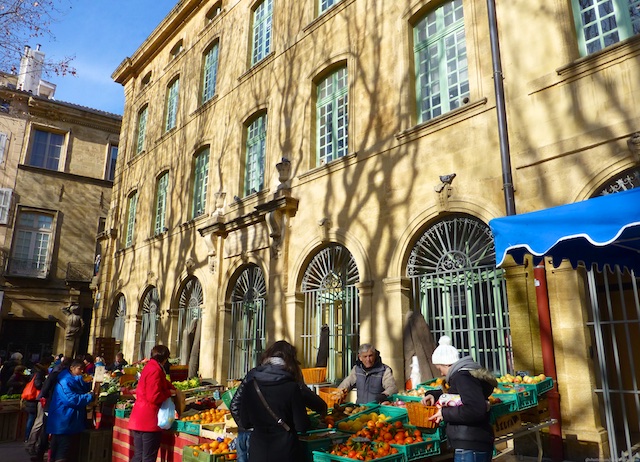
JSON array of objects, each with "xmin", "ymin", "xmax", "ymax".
[
  {"xmin": 493, "ymin": 419, "xmax": 558, "ymax": 462},
  {"xmin": 113, "ymin": 416, "xmax": 211, "ymax": 462}
]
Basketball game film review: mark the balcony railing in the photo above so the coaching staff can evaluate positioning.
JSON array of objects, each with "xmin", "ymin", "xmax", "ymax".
[
  {"xmin": 6, "ymin": 257, "xmax": 50, "ymax": 279},
  {"xmin": 65, "ymin": 262, "xmax": 95, "ymax": 283}
]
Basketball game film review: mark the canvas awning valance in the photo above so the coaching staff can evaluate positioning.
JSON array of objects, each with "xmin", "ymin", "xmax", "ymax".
[{"xmin": 488, "ymin": 187, "xmax": 640, "ymax": 272}]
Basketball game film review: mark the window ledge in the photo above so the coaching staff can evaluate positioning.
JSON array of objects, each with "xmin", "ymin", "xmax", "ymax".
[
  {"xmin": 180, "ymin": 214, "xmax": 209, "ymax": 230},
  {"xmin": 557, "ymin": 35, "xmax": 640, "ymax": 77},
  {"xmin": 395, "ymin": 98, "xmax": 489, "ymax": 142},
  {"xmin": 191, "ymin": 94, "xmax": 219, "ymax": 117},
  {"xmin": 297, "ymin": 152, "xmax": 358, "ymax": 184},
  {"xmin": 303, "ymin": 0, "xmax": 356, "ymax": 35},
  {"xmin": 238, "ymin": 51, "xmax": 275, "ymax": 83}
]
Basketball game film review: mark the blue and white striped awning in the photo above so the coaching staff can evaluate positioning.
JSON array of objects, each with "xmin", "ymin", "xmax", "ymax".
[{"xmin": 489, "ymin": 187, "xmax": 640, "ymax": 272}]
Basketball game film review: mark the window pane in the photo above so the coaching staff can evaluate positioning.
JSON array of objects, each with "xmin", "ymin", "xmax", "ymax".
[
  {"xmin": 11, "ymin": 212, "xmax": 53, "ymax": 277},
  {"xmin": 154, "ymin": 173, "xmax": 169, "ymax": 235},
  {"xmin": 136, "ymin": 106, "xmax": 148, "ymax": 154},
  {"xmin": 165, "ymin": 78, "xmax": 180, "ymax": 131},
  {"xmin": 192, "ymin": 149, "xmax": 210, "ymax": 218},
  {"xmin": 126, "ymin": 192, "xmax": 137, "ymax": 247},
  {"xmin": 30, "ymin": 130, "xmax": 63, "ymax": 170},
  {"xmin": 245, "ymin": 115, "xmax": 267, "ymax": 196},
  {"xmin": 317, "ymin": 68, "xmax": 348, "ymax": 166},
  {"xmin": 319, "ymin": 0, "xmax": 338, "ymax": 14},
  {"xmin": 252, "ymin": 0, "xmax": 273, "ymax": 65},
  {"xmin": 414, "ymin": 0, "xmax": 468, "ymax": 123},
  {"xmin": 202, "ymin": 43, "xmax": 220, "ymax": 104},
  {"xmin": 106, "ymin": 145, "xmax": 118, "ymax": 181},
  {"xmin": 574, "ymin": 0, "xmax": 634, "ymax": 55}
]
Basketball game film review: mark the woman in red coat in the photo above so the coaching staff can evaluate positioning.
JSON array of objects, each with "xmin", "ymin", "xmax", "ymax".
[{"xmin": 129, "ymin": 345, "xmax": 175, "ymax": 462}]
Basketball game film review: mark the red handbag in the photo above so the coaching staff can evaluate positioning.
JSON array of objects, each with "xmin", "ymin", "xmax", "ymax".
[{"xmin": 21, "ymin": 376, "xmax": 38, "ymax": 401}]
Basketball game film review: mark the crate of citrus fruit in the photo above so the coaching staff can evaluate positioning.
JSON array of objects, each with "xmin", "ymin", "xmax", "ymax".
[
  {"xmin": 182, "ymin": 437, "xmax": 237, "ymax": 462},
  {"xmin": 178, "ymin": 409, "xmax": 230, "ymax": 435}
]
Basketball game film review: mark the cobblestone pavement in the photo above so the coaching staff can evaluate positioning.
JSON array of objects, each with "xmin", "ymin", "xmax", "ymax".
[{"xmin": 0, "ymin": 440, "xmax": 37, "ymax": 461}]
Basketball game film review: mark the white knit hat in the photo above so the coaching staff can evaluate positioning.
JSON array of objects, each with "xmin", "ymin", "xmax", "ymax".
[{"xmin": 431, "ymin": 336, "xmax": 460, "ymax": 365}]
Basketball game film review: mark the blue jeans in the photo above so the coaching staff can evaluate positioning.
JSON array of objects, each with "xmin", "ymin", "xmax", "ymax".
[
  {"xmin": 236, "ymin": 430, "xmax": 251, "ymax": 462},
  {"xmin": 454, "ymin": 448, "xmax": 493, "ymax": 462},
  {"xmin": 25, "ymin": 410, "xmax": 36, "ymax": 441}
]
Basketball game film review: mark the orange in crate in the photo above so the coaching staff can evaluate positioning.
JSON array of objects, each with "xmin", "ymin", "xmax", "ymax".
[
  {"xmin": 405, "ymin": 402, "xmax": 439, "ymax": 428},
  {"xmin": 318, "ymin": 387, "xmax": 345, "ymax": 408},
  {"xmin": 301, "ymin": 367, "xmax": 326, "ymax": 384}
]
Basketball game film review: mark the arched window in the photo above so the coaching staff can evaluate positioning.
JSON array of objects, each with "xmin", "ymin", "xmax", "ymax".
[
  {"xmin": 301, "ymin": 244, "xmax": 359, "ymax": 382},
  {"xmin": 228, "ymin": 265, "xmax": 267, "ymax": 380},
  {"xmin": 112, "ymin": 294, "xmax": 126, "ymax": 345},
  {"xmin": 407, "ymin": 214, "xmax": 512, "ymax": 373},
  {"xmin": 140, "ymin": 287, "xmax": 160, "ymax": 359},
  {"xmin": 177, "ymin": 278, "xmax": 203, "ymax": 364}
]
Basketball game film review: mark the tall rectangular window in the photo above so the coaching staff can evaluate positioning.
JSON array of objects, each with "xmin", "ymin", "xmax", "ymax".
[
  {"xmin": 154, "ymin": 172, "xmax": 169, "ymax": 236},
  {"xmin": 11, "ymin": 211, "xmax": 53, "ymax": 278},
  {"xmin": 192, "ymin": 149, "xmax": 210, "ymax": 219},
  {"xmin": 0, "ymin": 132, "xmax": 8, "ymax": 164},
  {"xmin": 202, "ymin": 43, "xmax": 220, "ymax": 104},
  {"xmin": 106, "ymin": 145, "xmax": 118, "ymax": 181},
  {"xmin": 319, "ymin": 0, "xmax": 340, "ymax": 14},
  {"xmin": 165, "ymin": 78, "xmax": 180, "ymax": 131},
  {"xmin": 572, "ymin": 0, "xmax": 640, "ymax": 56},
  {"xmin": 29, "ymin": 129, "xmax": 64, "ymax": 170},
  {"xmin": 125, "ymin": 191, "xmax": 138, "ymax": 247},
  {"xmin": 0, "ymin": 188, "xmax": 12, "ymax": 225},
  {"xmin": 414, "ymin": 0, "xmax": 469, "ymax": 123},
  {"xmin": 245, "ymin": 114, "xmax": 267, "ymax": 196},
  {"xmin": 136, "ymin": 106, "xmax": 148, "ymax": 154},
  {"xmin": 251, "ymin": 0, "xmax": 273, "ymax": 65},
  {"xmin": 317, "ymin": 67, "xmax": 348, "ymax": 166}
]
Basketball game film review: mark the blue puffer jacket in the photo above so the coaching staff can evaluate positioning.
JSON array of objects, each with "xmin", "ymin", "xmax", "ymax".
[{"xmin": 46, "ymin": 369, "xmax": 93, "ymax": 435}]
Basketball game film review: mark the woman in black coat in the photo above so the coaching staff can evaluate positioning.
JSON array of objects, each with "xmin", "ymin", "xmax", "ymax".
[{"xmin": 238, "ymin": 340, "xmax": 311, "ymax": 462}]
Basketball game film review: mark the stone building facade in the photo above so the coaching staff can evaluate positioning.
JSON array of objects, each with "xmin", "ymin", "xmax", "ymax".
[
  {"xmin": 94, "ymin": 0, "xmax": 640, "ymax": 459},
  {"xmin": 0, "ymin": 51, "xmax": 121, "ymax": 363}
]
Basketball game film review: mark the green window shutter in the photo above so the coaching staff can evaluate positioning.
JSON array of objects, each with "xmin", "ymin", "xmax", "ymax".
[
  {"xmin": 414, "ymin": 0, "xmax": 468, "ymax": 123},
  {"xmin": 244, "ymin": 115, "xmax": 267, "ymax": 196}
]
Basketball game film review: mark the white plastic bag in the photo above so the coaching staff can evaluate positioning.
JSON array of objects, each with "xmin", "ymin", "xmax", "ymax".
[{"xmin": 157, "ymin": 397, "xmax": 176, "ymax": 429}]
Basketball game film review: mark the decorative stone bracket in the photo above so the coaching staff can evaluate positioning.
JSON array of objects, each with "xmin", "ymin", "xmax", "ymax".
[{"xmin": 628, "ymin": 132, "xmax": 640, "ymax": 163}]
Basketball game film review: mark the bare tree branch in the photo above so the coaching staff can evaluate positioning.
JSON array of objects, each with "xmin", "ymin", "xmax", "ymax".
[{"xmin": 0, "ymin": 0, "xmax": 76, "ymax": 76}]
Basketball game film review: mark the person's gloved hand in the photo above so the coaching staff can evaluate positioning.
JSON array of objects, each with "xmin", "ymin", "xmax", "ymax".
[{"xmin": 375, "ymin": 393, "xmax": 388, "ymax": 403}]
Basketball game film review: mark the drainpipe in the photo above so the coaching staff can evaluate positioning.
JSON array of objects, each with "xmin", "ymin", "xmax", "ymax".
[{"xmin": 486, "ymin": 1, "xmax": 564, "ymax": 460}]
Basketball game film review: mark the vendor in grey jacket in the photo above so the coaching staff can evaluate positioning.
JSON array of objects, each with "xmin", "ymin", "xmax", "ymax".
[
  {"xmin": 421, "ymin": 336, "xmax": 497, "ymax": 462},
  {"xmin": 337, "ymin": 343, "xmax": 398, "ymax": 404}
]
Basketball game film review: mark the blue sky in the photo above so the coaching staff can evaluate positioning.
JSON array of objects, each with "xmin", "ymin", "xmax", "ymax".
[{"xmin": 40, "ymin": 1, "xmax": 176, "ymax": 115}]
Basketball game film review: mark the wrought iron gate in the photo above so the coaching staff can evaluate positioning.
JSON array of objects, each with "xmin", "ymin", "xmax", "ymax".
[
  {"xmin": 140, "ymin": 287, "xmax": 159, "ymax": 360},
  {"xmin": 301, "ymin": 244, "xmax": 360, "ymax": 382},
  {"xmin": 407, "ymin": 215, "xmax": 512, "ymax": 373},
  {"xmin": 177, "ymin": 278, "xmax": 203, "ymax": 364}
]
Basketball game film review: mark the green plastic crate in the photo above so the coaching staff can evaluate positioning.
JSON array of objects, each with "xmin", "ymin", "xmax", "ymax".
[
  {"xmin": 497, "ymin": 385, "xmax": 538, "ymax": 411},
  {"xmin": 521, "ymin": 377, "xmax": 554, "ymax": 396},
  {"xmin": 176, "ymin": 419, "xmax": 201, "ymax": 435},
  {"xmin": 312, "ymin": 450, "xmax": 404, "ymax": 462},
  {"xmin": 221, "ymin": 388, "xmax": 237, "ymax": 408},
  {"xmin": 299, "ymin": 430, "xmax": 351, "ymax": 462},
  {"xmin": 114, "ymin": 408, "xmax": 131, "ymax": 418},
  {"xmin": 390, "ymin": 436, "xmax": 440, "ymax": 461},
  {"xmin": 391, "ymin": 393, "xmax": 424, "ymax": 403},
  {"xmin": 334, "ymin": 404, "xmax": 380, "ymax": 424}
]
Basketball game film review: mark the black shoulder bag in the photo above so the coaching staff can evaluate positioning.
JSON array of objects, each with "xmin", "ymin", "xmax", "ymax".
[{"xmin": 252, "ymin": 381, "xmax": 291, "ymax": 432}]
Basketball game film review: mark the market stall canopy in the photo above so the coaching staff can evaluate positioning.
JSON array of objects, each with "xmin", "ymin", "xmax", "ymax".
[{"xmin": 489, "ymin": 187, "xmax": 640, "ymax": 273}]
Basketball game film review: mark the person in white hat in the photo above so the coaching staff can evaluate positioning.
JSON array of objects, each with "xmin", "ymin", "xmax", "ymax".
[{"xmin": 421, "ymin": 336, "xmax": 497, "ymax": 462}]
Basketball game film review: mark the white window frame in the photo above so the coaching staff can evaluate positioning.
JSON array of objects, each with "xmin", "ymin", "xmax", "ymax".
[
  {"xmin": 165, "ymin": 78, "xmax": 180, "ymax": 132},
  {"xmin": 414, "ymin": 0, "xmax": 469, "ymax": 123},
  {"xmin": 28, "ymin": 128, "xmax": 66, "ymax": 171},
  {"xmin": 571, "ymin": 0, "xmax": 640, "ymax": 56},
  {"xmin": 154, "ymin": 172, "xmax": 169, "ymax": 236},
  {"xmin": 125, "ymin": 191, "xmax": 138, "ymax": 247},
  {"xmin": 251, "ymin": 0, "xmax": 273, "ymax": 65},
  {"xmin": 10, "ymin": 210, "xmax": 54, "ymax": 278},
  {"xmin": 202, "ymin": 42, "xmax": 220, "ymax": 104},
  {"xmin": 136, "ymin": 106, "xmax": 148, "ymax": 155},
  {"xmin": 319, "ymin": 0, "xmax": 340, "ymax": 14},
  {"xmin": 0, "ymin": 132, "xmax": 8, "ymax": 165},
  {"xmin": 0, "ymin": 188, "xmax": 12, "ymax": 225},
  {"xmin": 316, "ymin": 67, "xmax": 349, "ymax": 166},
  {"xmin": 192, "ymin": 149, "xmax": 210, "ymax": 219},
  {"xmin": 244, "ymin": 114, "xmax": 267, "ymax": 196}
]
